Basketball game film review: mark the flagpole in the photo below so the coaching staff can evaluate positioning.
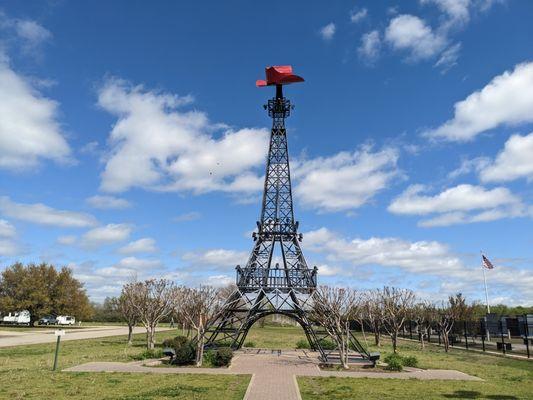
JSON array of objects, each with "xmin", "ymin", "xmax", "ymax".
[{"xmin": 481, "ymin": 253, "xmax": 491, "ymax": 314}]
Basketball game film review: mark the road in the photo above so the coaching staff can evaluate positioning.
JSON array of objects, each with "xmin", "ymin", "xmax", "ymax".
[{"xmin": 0, "ymin": 326, "xmax": 172, "ymax": 348}]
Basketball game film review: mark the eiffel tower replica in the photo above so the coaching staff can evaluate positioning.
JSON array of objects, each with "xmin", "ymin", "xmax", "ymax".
[{"xmin": 204, "ymin": 66, "xmax": 370, "ymax": 362}]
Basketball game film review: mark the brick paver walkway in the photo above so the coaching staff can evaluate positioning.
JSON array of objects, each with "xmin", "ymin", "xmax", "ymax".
[{"xmin": 65, "ymin": 349, "xmax": 482, "ymax": 399}]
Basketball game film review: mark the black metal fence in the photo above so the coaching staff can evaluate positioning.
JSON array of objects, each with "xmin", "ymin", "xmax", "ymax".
[{"xmin": 397, "ymin": 314, "xmax": 532, "ymax": 358}]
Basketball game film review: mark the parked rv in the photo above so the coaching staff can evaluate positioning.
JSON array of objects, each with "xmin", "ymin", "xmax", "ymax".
[
  {"xmin": 56, "ymin": 315, "xmax": 75, "ymax": 325},
  {"xmin": 2, "ymin": 310, "xmax": 31, "ymax": 325}
]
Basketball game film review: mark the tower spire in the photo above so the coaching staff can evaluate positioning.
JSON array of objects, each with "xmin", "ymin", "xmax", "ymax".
[{"xmin": 203, "ymin": 66, "xmax": 371, "ymax": 362}]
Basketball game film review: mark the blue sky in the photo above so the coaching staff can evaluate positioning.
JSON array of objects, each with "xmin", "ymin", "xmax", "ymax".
[{"xmin": 0, "ymin": 0, "xmax": 532, "ymax": 305}]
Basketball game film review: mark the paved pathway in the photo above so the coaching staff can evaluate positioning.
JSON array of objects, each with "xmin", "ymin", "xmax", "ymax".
[
  {"xmin": 0, "ymin": 326, "xmax": 172, "ymax": 348},
  {"xmin": 65, "ymin": 349, "xmax": 482, "ymax": 400}
]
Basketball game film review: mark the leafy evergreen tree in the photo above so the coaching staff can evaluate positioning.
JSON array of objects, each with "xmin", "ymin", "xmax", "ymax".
[{"xmin": 0, "ymin": 262, "xmax": 93, "ymax": 325}]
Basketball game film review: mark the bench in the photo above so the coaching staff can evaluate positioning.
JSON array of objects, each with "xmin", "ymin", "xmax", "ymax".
[
  {"xmin": 163, "ymin": 347, "xmax": 176, "ymax": 361},
  {"xmin": 449, "ymin": 335, "xmax": 461, "ymax": 345},
  {"xmin": 369, "ymin": 352, "xmax": 380, "ymax": 367},
  {"xmin": 496, "ymin": 342, "xmax": 512, "ymax": 351}
]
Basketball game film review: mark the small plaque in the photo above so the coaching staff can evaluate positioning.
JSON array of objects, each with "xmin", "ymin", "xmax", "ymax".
[{"xmin": 54, "ymin": 330, "xmax": 65, "ymax": 337}]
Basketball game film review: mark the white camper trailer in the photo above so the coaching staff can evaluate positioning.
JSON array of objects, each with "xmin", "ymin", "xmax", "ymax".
[
  {"xmin": 56, "ymin": 315, "xmax": 75, "ymax": 325},
  {"xmin": 2, "ymin": 310, "xmax": 31, "ymax": 325}
]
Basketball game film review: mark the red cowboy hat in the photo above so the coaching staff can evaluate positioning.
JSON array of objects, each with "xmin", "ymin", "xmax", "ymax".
[{"xmin": 256, "ymin": 65, "xmax": 304, "ymax": 87}]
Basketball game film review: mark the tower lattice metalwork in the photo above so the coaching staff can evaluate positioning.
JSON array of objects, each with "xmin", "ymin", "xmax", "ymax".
[{"xmin": 204, "ymin": 67, "xmax": 370, "ymax": 361}]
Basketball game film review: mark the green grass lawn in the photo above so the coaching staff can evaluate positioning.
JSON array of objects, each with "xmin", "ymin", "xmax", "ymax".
[
  {"xmin": 298, "ymin": 334, "xmax": 533, "ymax": 400},
  {"xmin": 1, "ymin": 324, "xmax": 532, "ymax": 399},
  {"xmin": 245, "ymin": 323, "xmax": 307, "ymax": 348},
  {"xmin": 0, "ymin": 329, "xmax": 249, "ymax": 400}
]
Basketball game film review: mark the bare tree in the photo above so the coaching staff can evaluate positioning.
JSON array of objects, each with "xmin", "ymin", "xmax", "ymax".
[
  {"xmin": 218, "ymin": 283, "xmax": 237, "ymax": 300},
  {"xmin": 379, "ymin": 286, "xmax": 416, "ymax": 353},
  {"xmin": 124, "ymin": 279, "xmax": 179, "ymax": 350},
  {"xmin": 412, "ymin": 300, "xmax": 436, "ymax": 349},
  {"xmin": 362, "ymin": 289, "xmax": 384, "ymax": 347},
  {"xmin": 118, "ymin": 288, "xmax": 138, "ymax": 345},
  {"xmin": 437, "ymin": 293, "xmax": 469, "ymax": 352},
  {"xmin": 311, "ymin": 286, "xmax": 359, "ymax": 369},
  {"xmin": 177, "ymin": 285, "xmax": 225, "ymax": 366},
  {"xmin": 351, "ymin": 307, "xmax": 366, "ymax": 344}
]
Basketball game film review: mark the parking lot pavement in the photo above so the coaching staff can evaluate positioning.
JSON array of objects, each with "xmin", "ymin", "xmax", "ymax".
[{"xmin": 0, "ymin": 326, "xmax": 172, "ymax": 348}]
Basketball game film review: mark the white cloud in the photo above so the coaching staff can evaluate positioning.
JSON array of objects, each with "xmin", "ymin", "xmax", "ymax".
[
  {"xmin": 293, "ymin": 147, "xmax": 400, "ymax": 213},
  {"xmin": 480, "ymin": 132, "xmax": 533, "ymax": 183},
  {"xmin": 385, "ymin": 15, "xmax": 446, "ymax": 60},
  {"xmin": 182, "ymin": 249, "xmax": 248, "ymax": 269},
  {"xmin": 0, "ymin": 55, "xmax": 71, "ymax": 169},
  {"xmin": 0, "ymin": 219, "xmax": 15, "ymax": 238},
  {"xmin": 0, "ymin": 214, "xmax": 19, "ymax": 257},
  {"xmin": 421, "ymin": 0, "xmax": 471, "ymax": 27},
  {"xmin": 96, "ymin": 79, "xmax": 403, "ymax": 214},
  {"xmin": 447, "ymin": 157, "xmax": 490, "ymax": 179},
  {"xmin": 14, "ymin": 20, "xmax": 52, "ymax": 47},
  {"xmin": 0, "ymin": 12, "xmax": 51, "ymax": 53},
  {"xmin": 118, "ymin": 237, "xmax": 157, "ymax": 254},
  {"xmin": 204, "ymin": 274, "xmax": 234, "ymax": 287},
  {"xmin": 319, "ymin": 23, "xmax": 336, "ymax": 41},
  {"xmin": 388, "ymin": 184, "xmax": 528, "ymax": 226},
  {"xmin": 350, "ymin": 8, "xmax": 368, "ymax": 23},
  {"xmin": 86, "ymin": 195, "xmax": 132, "ymax": 209},
  {"xmin": 68, "ymin": 259, "xmax": 165, "ymax": 301},
  {"xmin": 304, "ymin": 227, "xmax": 533, "ymax": 303},
  {"xmin": 389, "ymin": 184, "xmax": 518, "ymax": 214},
  {"xmin": 98, "ymin": 78, "xmax": 269, "ymax": 194},
  {"xmin": 0, "ymin": 239, "xmax": 19, "ymax": 256},
  {"xmin": 116, "ymin": 256, "xmax": 161, "ymax": 270},
  {"xmin": 0, "ymin": 218, "xmax": 19, "ymax": 255},
  {"xmin": 358, "ymin": 30, "xmax": 381, "ymax": 63},
  {"xmin": 305, "ymin": 227, "xmax": 463, "ymax": 274},
  {"xmin": 57, "ymin": 235, "xmax": 77, "ymax": 245},
  {"xmin": 316, "ymin": 264, "xmax": 342, "ymax": 277},
  {"xmin": 80, "ymin": 223, "xmax": 132, "ymax": 248},
  {"xmin": 421, "ymin": 0, "xmax": 503, "ymax": 30},
  {"xmin": 173, "ymin": 211, "xmax": 202, "ymax": 222},
  {"xmin": 417, "ymin": 208, "xmax": 529, "ymax": 227},
  {"xmin": 425, "ymin": 62, "xmax": 533, "ymax": 141},
  {"xmin": 80, "ymin": 141, "xmax": 99, "ymax": 155},
  {"xmin": 357, "ymin": 1, "xmax": 501, "ymax": 69},
  {"xmin": 93, "ymin": 257, "xmax": 162, "ymax": 283},
  {"xmin": 435, "ymin": 42, "xmax": 461, "ymax": 71},
  {"xmin": 0, "ymin": 196, "xmax": 97, "ymax": 227}
]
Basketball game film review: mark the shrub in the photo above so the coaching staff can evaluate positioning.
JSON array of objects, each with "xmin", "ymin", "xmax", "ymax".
[
  {"xmin": 215, "ymin": 340, "xmax": 233, "ymax": 348},
  {"xmin": 212, "ymin": 347, "xmax": 233, "ymax": 367},
  {"xmin": 243, "ymin": 341, "xmax": 256, "ymax": 348},
  {"xmin": 296, "ymin": 338, "xmax": 336, "ymax": 350},
  {"xmin": 402, "ymin": 355, "xmax": 419, "ymax": 368},
  {"xmin": 163, "ymin": 335, "xmax": 195, "ymax": 365},
  {"xmin": 173, "ymin": 336, "xmax": 189, "ymax": 348},
  {"xmin": 132, "ymin": 349, "xmax": 162, "ymax": 360},
  {"xmin": 162, "ymin": 335, "xmax": 188, "ymax": 350},
  {"xmin": 174, "ymin": 344, "xmax": 195, "ymax": 365},
  {"xmin": 203, "ymin": 349, "xmax": 217, "ymax": 367},
  {"xmin": 296, "ymin": 339, "xmax": 310, "ymax": 349},
  {"xmin": 318, "ymin": 339, "xmax": 337, "ymax": 350},
  {"xmin": 384, "ymin": 353, "xmax": 403, "ymax": 371},
  {"xmin": 203, "ymin": 348, "xmax": 233, "ymax": 367}
]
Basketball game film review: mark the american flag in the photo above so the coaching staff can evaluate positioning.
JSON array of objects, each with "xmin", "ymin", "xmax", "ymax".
[{"xmin": 482, "ymin": 254, "xmax": 494, "ymax": 269}]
